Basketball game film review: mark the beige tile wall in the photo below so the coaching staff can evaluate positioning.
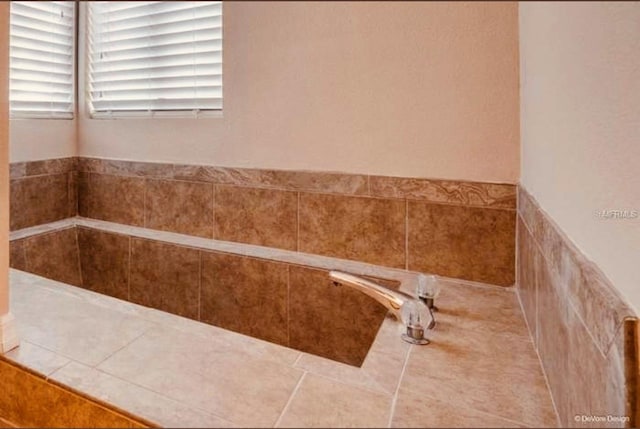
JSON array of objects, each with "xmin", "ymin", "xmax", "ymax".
[
  {"xmin": 10, "ymin": 158, "xmax": 77, "ymax": 231},
  {"xmin": 517, "ymin": 187, "xmax": 638, "ymax": 427},
  {"xmin": 76, "ymin": 158, "xmax": 517, "ymax": 286},
  {"xmin": 9, "ymin": 157, "xmax": 517, "ymax": 286}
]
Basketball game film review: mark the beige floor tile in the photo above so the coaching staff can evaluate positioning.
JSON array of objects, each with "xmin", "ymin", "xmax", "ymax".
[
  {"xmin": 98, "ymin": 325, "xmax": 303, "ymax": 427},
  {"xmin": 392, "ymin": 388, "xmax": 526, "ymax": 428},
  {"xmin": 276, "ymin": 373, "xmax": 393, "ymax": 428},
  {"xmin": 10, "ymin": 280, "xmax": 155, "ymax": 366},
  {"xmin": 295, "ymin": 349, "xmax": 405, "ymax": 395},
  {"xmin": 369, "ymin": 317, "xmax": 412, "ymax": 358},
  {"xmin": 401, "ymin": 325, "xmax": 557, "ymax": 428},
  {"xmin": 435, "ymin": 280, "xmax": 531, "ymax": 338},
  {"xmin": 3, "ymin": 341, "xmax": 70, "ymax": 376},
  {"xmin": 50, "ymin": 362, "xmax": 234, "ymax": 428}
]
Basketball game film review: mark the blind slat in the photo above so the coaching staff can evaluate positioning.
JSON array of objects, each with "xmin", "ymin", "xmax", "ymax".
[
  {"xmin": 90, "ymin": 39, "xmax": 222, "ymax": 63},
  {"xmin": 90, "ymin": 63, "xmax": 222, "ymax": 82},
  {"xmin": 88, "ymin": 1, "xmax": 223, "ymax": 115},
  {"xmin": 91, "ymin": 3, "xmax": 221, "ymax": 32},
  {"xmin": 89, "ymin": 27, "xmax": 222, "ymax": 53},
  {"xmin": 10, "ymin": 1, "xmax": 75, "ymax": 119},
  {"xmin": 90, "ymin": 50, "xmax": 222, "ymax": 73},
  {"xmin": 91, "ymin": 85, "xmax": 222, "ymax": 100},
  {"xmin": 91, "ymin": 74, "xmax": 222, "ymax": 91},
  {"xmin": 89, "ymin": 15, "xmax": 222, "ymax": 43}
]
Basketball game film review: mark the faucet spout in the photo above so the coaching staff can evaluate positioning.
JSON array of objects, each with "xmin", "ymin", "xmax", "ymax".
[{"xmin": 329, "ymin": 271, "xmax": 413, "ymax": 321}]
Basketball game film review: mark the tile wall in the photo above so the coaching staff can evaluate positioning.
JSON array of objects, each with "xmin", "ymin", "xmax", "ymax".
[
  {"xmin": 76, "ymin": 157, "xmax": 517, "ymax": 286},
  {"xmin": 517, "ymin": 187, "xmax": 638, "ymax": 427},
  {"xmin": 8, "ymin": 157, "xmax": 517, "ymax": 286},
  {"xmin": 9, "ymin": 158, "xmax": 77, "ymax": 231}
]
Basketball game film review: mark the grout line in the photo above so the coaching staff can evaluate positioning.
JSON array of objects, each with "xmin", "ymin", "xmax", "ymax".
[
  {"xmin": 404, "ymin": 199, "xmax": 409, "ymax": 270},
  {"xmin": 515, "ymin": 280, "xmax": 561, "ymax": 428},
  {"xmin": 74, "ymin": 228, "xmax": 84, "ymax": 287},
  {"xmin": 88, "ymin": 365, "xmax": 236, "ymax": 426},
  {"xmin": 198, "ymin": 251, "xmax": 202, "ymax": 321},
  {"xmin": 92, "ymin": 325, "xmax": 154, "ymax": 369},
  {"xmin": 127, "ymin": 236, "xmax": 132, "ymax": 301},
  {"xmin": 306, "ymin": 362, "xmax": 403, "ymax": 398},
  {"xmin": 14, "ymin": 340, "xmax": 86, "ymax": 377},
  {"xmin": 413, "ymin": 387, "xmax": 539, "ymax": 429},
  {"xmin": 296, "ymin": 192, "xmax": 300, "ymax": 252},
  {"xmin": 568, "ymin": 293, "xmax": 617, "ymax": 358},
  {"xmin": 396, "ymin": 343, "xmax": 542, "ymax": 428},
  {"xmin": 273, "ymin": 371, "xmax": 307, "ymax": 428},
  {"xmin": 142, "ymin": 178, "xmax": 147, "ymax": 228},
  {"xmin": 45, "ymin": 360, "xmax": 72, "ymax": 381},
  {"xmin": 291, "ymin": 352, "xmax": 303, "ymax": 368},
  {"xmin": 67, "ymin": 171, "xmax": 72, "ymax": 217},
  {"xmin": 21, "ymin": 240, "xmax": 28, "ymax": 273},
  {"xmin": 387, "ymin": 344, "xmax": 412, "ymax": 428},
  {"xmin": 286, "ymin": 265, "xmax": 291, "ymax": 346},
  {"xmin": 519, "ymin": 212, "xmax": 616, "ymax": 358},
  {"xmin": 211, "ymin": 184, "xmax": 216, "ymax": 239}
]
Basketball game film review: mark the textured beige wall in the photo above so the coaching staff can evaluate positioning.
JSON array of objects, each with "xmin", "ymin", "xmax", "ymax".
[
  {"xmin": 0, "ymin": 1, "xmax": 10, "ymax": 315},
  {"xmin": 520, "ymin": 2, "xmax": 640, "ymax": 310},
  {"xmin": 79, "ymin": 1, "xmax": 520, "ymax": 183},
  {"xmin": 10, "ymin": 120, "xmax": 76, "ymax": 163}
]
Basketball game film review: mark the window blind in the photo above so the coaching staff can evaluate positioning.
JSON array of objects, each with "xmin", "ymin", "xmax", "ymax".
[
  {"xmin": 87, "ymin": 1, "xmax": 223, "ymax": 117},
  {"xmin": 10, "ymin": 1, "xmax": 75, "ymax": 119}
]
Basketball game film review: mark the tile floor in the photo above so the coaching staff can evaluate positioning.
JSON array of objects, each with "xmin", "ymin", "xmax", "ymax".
[{"xmin": 4, "ymin": 269, "xmax": 558, "ymax": 428}]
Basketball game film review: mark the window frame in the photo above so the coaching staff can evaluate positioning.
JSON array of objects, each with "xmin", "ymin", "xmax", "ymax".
[{"xmin": 84, "ymin": 1, "xmax": 223, "ymax": 120}]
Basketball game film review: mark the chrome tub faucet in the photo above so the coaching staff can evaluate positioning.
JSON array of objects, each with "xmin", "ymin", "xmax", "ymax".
[{"xmin": 329, "ymin": 271, "xmax": 437, "ymax": 345}]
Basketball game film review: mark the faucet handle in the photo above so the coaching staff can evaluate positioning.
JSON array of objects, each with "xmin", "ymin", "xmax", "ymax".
[
  {"xmin": 400, "ymin": 300, "xmax": 431, "ymax": 345},
  {"xmin": 416, "ymin": 274, "xmax": 440, "ymax": 300},
  {"xmin": 417, "ymin": 274, "xmax": 440, "ymax": 312}
]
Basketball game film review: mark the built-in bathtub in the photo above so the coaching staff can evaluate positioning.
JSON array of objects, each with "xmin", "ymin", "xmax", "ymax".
[
  {"xmin": 9, "ymin": 217, "xmax": 426, "ymax": 367},
  {"xmin": 5, "ymin": 222, "xmax": 562, "ymax": 428}
]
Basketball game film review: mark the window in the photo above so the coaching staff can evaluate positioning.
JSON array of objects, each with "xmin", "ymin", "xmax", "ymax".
[
  {"xmin": 87, "ymin": 1, "xmax": 223, "ymax": 117},
  {"xmin": 9, "ymin": 1, "xmax": 76, "ymax": 119}
]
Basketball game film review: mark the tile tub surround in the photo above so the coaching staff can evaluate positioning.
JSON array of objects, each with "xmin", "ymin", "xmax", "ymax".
[
  {"xmin": 10, "ymin": 157, "xmax": 77, "ymax": 231},
  {"xmin": 517, "ymin": 187, "xmax": 638, "ymax": 427},
  {"xmin": 76, "ymin": 157, "xmax": 517, "ymax": 286},
  {"xmin": 4, "ymin": 268, "xmax": 556, "ymax": 427},
  {"xmin": 10, "ymin": 218, "xmax": 411, "ymax": 367}
]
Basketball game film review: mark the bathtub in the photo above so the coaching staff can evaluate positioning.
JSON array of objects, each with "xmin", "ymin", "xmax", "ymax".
[{"xmin": 9, "ymin": 217, "xmax": 424, "ymax": 367}]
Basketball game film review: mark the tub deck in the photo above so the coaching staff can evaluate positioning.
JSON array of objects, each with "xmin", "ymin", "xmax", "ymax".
[{"xmin": 4, "ymin": 266, "xmax": 557, "ymax": 428}]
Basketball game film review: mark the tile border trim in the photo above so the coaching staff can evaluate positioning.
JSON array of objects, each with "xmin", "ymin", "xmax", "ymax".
[
  {"xmin": 10, "ymin": 157, "xmax": 77, "ymax": 180},
  {"xmin": 74, "ymin": 157, "xmax": 516, "ymax": 209}
]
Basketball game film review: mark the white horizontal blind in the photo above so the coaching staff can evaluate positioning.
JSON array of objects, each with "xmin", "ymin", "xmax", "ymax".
[
  {"xmin": 10, "ymin": 1, "xmax": 75, "ymax": 119},
  {"xmin": 87, "ymin": 1, "xmax": 223, "ymax": 117}
]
